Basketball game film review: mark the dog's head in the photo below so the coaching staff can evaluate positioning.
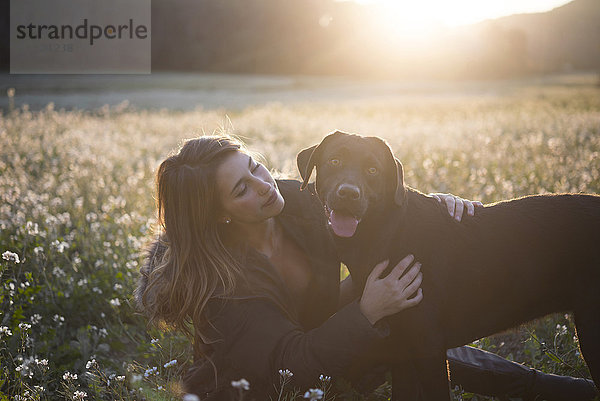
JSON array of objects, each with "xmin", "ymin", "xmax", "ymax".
[{"xmin": 297, "ymin": 131, "xmax": 406, "ymax": 238}]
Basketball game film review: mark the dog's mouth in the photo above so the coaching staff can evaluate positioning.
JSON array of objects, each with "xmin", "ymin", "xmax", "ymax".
[{"xmin": 325, "ymin": 204, "xmax": 361, "ymax": 238}]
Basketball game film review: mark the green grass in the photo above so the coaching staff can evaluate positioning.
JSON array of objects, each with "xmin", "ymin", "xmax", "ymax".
[{"xmin": 1, "ymin": 75, "xmax": 599, "ymax": 400}]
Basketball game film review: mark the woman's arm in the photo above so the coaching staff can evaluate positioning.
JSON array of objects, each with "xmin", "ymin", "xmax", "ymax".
[
  {"xmin": 204, "ymin": 297, "xmax": 387, "ymax": 393},
  {"xmin": 202, "ymin": 255, "xmax": 422, "ymax": 393}
]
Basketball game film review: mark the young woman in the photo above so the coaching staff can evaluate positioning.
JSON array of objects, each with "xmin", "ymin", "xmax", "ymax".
[{"xmin": 135, "ymin": 135, "xmax": 597, "ymax": 400}]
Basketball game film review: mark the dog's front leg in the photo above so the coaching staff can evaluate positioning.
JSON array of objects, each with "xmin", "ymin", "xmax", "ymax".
[
  {"xmin": 393, "ymin": 355, "xmax": 451, "ymax": 401},
  {"xmin": 415, "ymin": 354, "xmax": 452, "ymax": 401},
  {"xmin": 392, "ymin": 361, "xmax": 420, "ymax": 401}
]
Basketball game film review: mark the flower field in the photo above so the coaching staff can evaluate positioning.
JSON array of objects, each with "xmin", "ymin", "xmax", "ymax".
[{"xmin": 1, "ymin": 74, "xmax": 599, "ymax": 400}]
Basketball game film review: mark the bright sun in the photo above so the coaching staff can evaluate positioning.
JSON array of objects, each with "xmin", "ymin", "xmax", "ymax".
[{"xmin": 355, "ymin": 0, "xmax": 572, "ymax": 36}]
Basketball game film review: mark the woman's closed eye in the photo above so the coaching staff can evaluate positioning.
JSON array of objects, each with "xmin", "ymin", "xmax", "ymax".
[
  {"xmin": 235, "ymin": 161, "xmax": 262, "ymax": 197},
  {"xmin": 236, "ymin": 185, "xmax": 247, "ymax": 197}
]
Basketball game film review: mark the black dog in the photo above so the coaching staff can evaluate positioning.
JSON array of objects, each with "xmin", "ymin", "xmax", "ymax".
[{"xmin": 297, "ymin": 131, "xmax": 600, "ymax": 400}]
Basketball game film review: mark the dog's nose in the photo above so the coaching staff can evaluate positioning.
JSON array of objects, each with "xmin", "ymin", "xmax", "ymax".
[{"xmin": 337, "ymin": 184, "xmax": 361, "ymax": 200}]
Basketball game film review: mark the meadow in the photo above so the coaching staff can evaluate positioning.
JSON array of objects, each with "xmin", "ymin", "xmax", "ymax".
[{"xmin": 1, "ymin": 74, "xmax": 599, "ymax": 400}]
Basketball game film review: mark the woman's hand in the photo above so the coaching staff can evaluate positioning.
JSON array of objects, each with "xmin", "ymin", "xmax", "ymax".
[
  {"xmin": 359, "ymin": 255, "xmax": 423, "ymax": 325},
  {"xmin": 429, "ymin": 193, "xmax": 484, "ymax": 222}
]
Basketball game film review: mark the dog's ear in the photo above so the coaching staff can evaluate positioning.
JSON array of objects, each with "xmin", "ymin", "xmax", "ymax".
[
  {"xmin": 394, "ymin": 157, "xmax": 407, "ymax": 206},
  {"xmin": 297, "ymin": 144, "xmax": 318, "ymax": 190},
  {"xmin": 297, "ymin": 131, "xmax": 347, "ymax": 190}
]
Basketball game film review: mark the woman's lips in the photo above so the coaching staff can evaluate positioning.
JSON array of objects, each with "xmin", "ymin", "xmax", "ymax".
[{"xmin": 262, "ymin": 189, "xmax": 278, "ymax": 208}]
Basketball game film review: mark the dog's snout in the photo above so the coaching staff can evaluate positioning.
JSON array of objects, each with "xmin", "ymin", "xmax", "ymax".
[{"xmin": 337, "ymin": 184, "xmax": 361, "ymax": 200}]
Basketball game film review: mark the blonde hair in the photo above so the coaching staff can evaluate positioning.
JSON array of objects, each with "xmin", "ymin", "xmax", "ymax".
[{"xmin": 137, "ymin": 135, "xmax": 248, "ymax": 346}]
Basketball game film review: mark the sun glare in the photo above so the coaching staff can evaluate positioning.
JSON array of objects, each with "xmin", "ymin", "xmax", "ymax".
[{"xmin": 356, "ymin": 0, "xmax": 572, "ymax": 32}]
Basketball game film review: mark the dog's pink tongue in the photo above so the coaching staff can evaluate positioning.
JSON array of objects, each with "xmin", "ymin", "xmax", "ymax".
[{"xmin": 330, "ymin": 210, "xmax": 359, "ymax": 237}]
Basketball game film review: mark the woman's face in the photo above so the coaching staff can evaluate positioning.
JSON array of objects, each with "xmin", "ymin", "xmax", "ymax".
[{"xmin": 216, "ymin": 151, "xmax": 285, "ymax": 225}]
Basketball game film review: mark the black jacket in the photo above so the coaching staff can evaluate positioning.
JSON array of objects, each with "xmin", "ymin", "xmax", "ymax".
[{"xmin": 138, "ymin": 180, "xmax": 389, "ymax": 399}]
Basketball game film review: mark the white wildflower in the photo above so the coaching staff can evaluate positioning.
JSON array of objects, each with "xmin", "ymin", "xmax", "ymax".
[
  {"xmin": 319, "ymin": 374, "xmax": 331, "ymax": 383},
  {"xmin": 26, "ymin": 221, "xmax": 39, "ymax": 236},
  {"xmin": 231, "ymin": 378, "xmax": 250, "ymax": 391},
  {"xmin": 33, "ymin": 246, "xmax": 44, "ymax": 255},
  {"xmin": 0, "ymin": 326, "xmax": 12, "ymax": 336},
  {"xmin": 45, "ymin": 216, "xmax": 59, "ymax": 227},
  {"xmin": 303, "ymin": 388, "xmax": 324, "ymax": 400},
  {"xmin": 110, "ymin": 298, "xmax": 121, "ymax": 307},
  {"xmin": 86, "ymin": 359, "xmax": 98, "ymax": 370},
  {"xmin": 163, "ymin": 359, "xmax": 177, "ymax": 368},
  {"xmin": 113, "ymin": 283, "xmax": 123, "ymax": 291},
  {"xmin": 51, "ymin": 240, "xmax": 69, "ymax": 253},
  {"xmin": 72, "ymin": 390, "xmax": 87, "ymax": 400},
  {"xmin": 52, "ymin": 266, "xmax": 66, "ymax": 277},
  {"xmin": 18, "ymin": 323, "xmax": 32, "ymax": 330},
  {"xmin": 30, "ymin": 314, "xmax": 42, "ymax": 325},
  {"xmin": 2, "ymin": 251, "xmax": 20, "ymax": 263},
  {"xmin": 144, "ymin": 366, "xmax": 158, "ymax": 377},
  {"xmin": 279, "ymin": 369, "xmax": 293, "ymax": 379},
  {"xmin": 15, "ymin": 357, "xmax": 33, "ymax": 378},
  {"xmin": 63, "ymin": 371, "xmax": 77, "ymax": 381},
  {"xmin": 556, "ymin": 324, "xmax": 568, "ymax": 335},
  {"xmin": 57, "ymin": 241, "xmax": 68, "ymax": 253}
]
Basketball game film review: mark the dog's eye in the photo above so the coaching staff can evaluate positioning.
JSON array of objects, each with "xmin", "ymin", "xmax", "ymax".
[
  {"xmin": 329, "ymin": 159, "xmax": 340, "ymax": 166},
  {"xmin": 367, "ymin": 167, "xmax": 378, "ymax": 175}
]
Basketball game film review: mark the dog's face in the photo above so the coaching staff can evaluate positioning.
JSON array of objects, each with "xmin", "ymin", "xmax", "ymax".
[{"xmin": 297, "ymin": 131, "xmax": 406, "ymax": 238}]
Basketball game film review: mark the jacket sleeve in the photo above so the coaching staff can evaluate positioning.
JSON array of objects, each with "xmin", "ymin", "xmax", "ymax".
[{"xmin": 208, "ymin": 296, "xmax": 389, "ymax": 391}]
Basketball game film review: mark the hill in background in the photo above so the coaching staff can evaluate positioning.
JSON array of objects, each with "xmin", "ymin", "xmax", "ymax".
[{"xmin": 0, "ymin": 0, "xmax": 599, "ymax": 79}]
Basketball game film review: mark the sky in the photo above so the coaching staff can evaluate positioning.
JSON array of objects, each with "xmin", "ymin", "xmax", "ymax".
[{"xmin": 350, "ymin": 0, "xmax": 573, "ymax": 27}]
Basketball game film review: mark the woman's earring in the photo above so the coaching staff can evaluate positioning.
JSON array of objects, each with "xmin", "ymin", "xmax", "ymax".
[{"xmin": 224, "ymin": 218, "xmax": 231, "ymax": 224}]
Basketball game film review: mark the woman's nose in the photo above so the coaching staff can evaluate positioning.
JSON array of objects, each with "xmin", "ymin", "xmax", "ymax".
[{"xmin": 256, "ymin": 179, "xmax": 272, "ymax": 196}]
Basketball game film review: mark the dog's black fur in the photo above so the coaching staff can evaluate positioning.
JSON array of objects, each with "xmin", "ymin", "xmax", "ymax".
[{"xmin": 297, "ymin": 131, "xmax": 600, "ymax": 400}]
